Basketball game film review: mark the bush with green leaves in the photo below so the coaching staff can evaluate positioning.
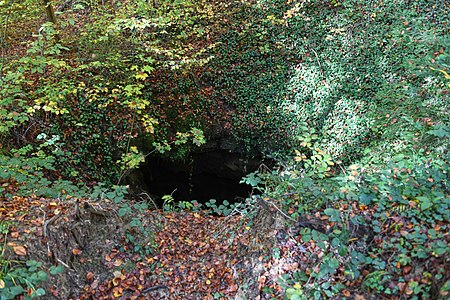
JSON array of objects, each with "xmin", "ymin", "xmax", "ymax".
[
  {"xmin": 247, "ymin": 128, "xmax": 449, "ymax": 298},
  {"xmin": 0, "ymin": 143, "xmax": 88, "ymax": 198},
  {"xmin": 0, "ymin": 260, "xmax": 64, "ymax": 300},
  {"xmin": 0, "ymin": 0, "xmax": 211, "ymax": 186}
]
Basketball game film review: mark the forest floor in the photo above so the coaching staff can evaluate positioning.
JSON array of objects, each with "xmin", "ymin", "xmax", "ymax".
[{"xmin": 0, "ymin": 192, "xmax": 378, "ymax": 300}]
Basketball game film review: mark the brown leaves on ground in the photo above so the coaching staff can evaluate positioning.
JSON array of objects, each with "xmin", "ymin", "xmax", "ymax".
[
  {"xmin": 1, "ymin": 195, "xmax": 268, "ymax": 299},
  {"xmin": 79, "ymin": 211, "xmax": 249, "ymax": 299}
]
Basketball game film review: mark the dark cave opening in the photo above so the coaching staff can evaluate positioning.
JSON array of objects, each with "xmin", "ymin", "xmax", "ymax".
[{"xmin": 141, "ymin": 150, "xmax": 264, "ymax": 205}]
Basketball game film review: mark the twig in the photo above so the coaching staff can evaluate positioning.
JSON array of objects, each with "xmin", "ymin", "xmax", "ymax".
[
  {"xmin": 56, "ymin": 258, "xmax": 71, "ymax": 269},
  {"xmin": 307, "ymin": 46, "xmax": 326, "ymax": 81},
  {"xmin": 256, "ymin": 196, "xmax": 296, "ymax": 223},
  {"xmin": 43, "ymin": 214, "xmax": 62, "ymax": 238},
  {"xmin": 84, "ymin": 202, "xmax": 108, "ymax": 217},
  {"xmin": 138, "ymin": 192, "xmax": 158, "ymax": 209},
  {"xmin": 142, "ymin": 284, "xmax": 168, "ymax": 293}
]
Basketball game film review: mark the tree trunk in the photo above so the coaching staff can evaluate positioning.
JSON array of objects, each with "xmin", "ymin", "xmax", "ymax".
[{"xmin": 43, "ymin": 0, "xmax": 57, "ymax": 24}]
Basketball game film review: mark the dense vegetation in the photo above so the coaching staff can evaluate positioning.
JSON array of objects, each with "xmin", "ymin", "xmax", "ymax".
[{"xmin": 1, "ymin": 0, "xmax": 449, "ymax": 299}]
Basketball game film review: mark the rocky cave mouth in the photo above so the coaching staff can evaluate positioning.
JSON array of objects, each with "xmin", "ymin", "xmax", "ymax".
[{"xmin": 141, "ymin": 150, "xmax": 264, "ymax": 206}]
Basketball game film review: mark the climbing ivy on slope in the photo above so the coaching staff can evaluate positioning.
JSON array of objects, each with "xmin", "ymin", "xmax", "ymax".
[{"xmin": 206, "ymin": 0, "xmax": 449, "ymax": 162}]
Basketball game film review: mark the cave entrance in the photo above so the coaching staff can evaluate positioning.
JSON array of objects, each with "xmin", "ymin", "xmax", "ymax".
[{"xmin": 142, "ymin": 150, "xmax": 263, "ymax": 205}]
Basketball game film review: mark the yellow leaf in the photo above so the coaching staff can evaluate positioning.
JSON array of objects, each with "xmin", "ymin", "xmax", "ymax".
[
  {"xmin": 437, "ymin": 69, "xmax": 450, "ymax": 79},
  {"xmin": 113, "ymin": 287, "xmax": 123, "ymax": 297},
  {"xmin": 113, "ymin": 259, "xmax": 123, "ymax": 267},
  {"xmin": 135, "ymin": 72, "xmax": 148, "ymax": 80},
  {"xmin": 0, "ymin": 279, "xmax": 5, "ymax": 289}
]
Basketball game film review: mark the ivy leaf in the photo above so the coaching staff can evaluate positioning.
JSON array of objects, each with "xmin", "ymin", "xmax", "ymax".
[
  {"xmin": 10, "ymin": 285, "xmax": 25, "ymax": 296},
  {"xmin": 359, "ymin": 192, "xmax": 375, "ymax": 205},
  {"xmin": 50, "ymin": 265, "xmax": 64, "ymax": 275},
  {"xmin": 417, "ymin": 196, "xmax": 432, "ymax": 210},
  {"xmin": 324, "ymin": 208, "xmax": 341, "ymax": 222},
  {"xmin": 33, "ymin": 288, "xmax": 46, "ymax": 297},
  {"xmin": 427, "ymin": 124, "xmax": 450, "ymax": 138},
  {"xmin": 142, "ymin": 65, "xmax": 154, "ymax": 73}
]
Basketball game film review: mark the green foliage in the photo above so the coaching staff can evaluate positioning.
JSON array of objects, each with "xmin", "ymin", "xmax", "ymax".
[
  {"xmin": 1, "ymin": 0, "xmax": 211, "ymax": 186},
  {"xmin": 0, "ymin": 143, "xmax": 86, "ymax": 198},
  {"xmin": 252, "ymin": 132, "xmax": 449, "ymax": 298},
  {"xmin": 161, "ymin": 195, "xmax": 196, "ymax": 212},
  {"xmin": 90, "ymin": 183, "xmax": 128, "ymax": 203},
  {"xmin": 0, "ymin": 223, "xmax": 64, "ymax": 299},
  {"xmin": 92, "ymin": 183, "xmax": 157, "ymax": 257},
  {"xmin": 204, "ymin": 199, "xmax": 238, "ymax": 216},
  {"xmin": 3, "ymin": 0, "xmax": 446, "ymax": 189},
  {"xmin": 205, "ymin": 0, "xmax": 448, "ymax": 162}
]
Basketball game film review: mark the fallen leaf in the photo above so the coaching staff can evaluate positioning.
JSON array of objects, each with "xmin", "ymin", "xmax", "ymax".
[
  {"xmin": 14, "ymin": 245, "xmax": 27, "ymax": 256},
  {"xmin": 403, "ymin": 266, "xmax": 412, "ymax": 274},
  {"xmin": 113, "ymin": 270, "xmax": 122, "ymax": 278},
  {"xmin": 90, "ymin": 280, "xmax": 99, "ymax": 289},
  {"xmin": 258, "ymin": 275, "xmax": 266, "ymax": 289},
  {"xmin": 72, "ymin": 248, "xmax": 82, "ymax": 255},
  {"xmin": 112, "ymin": 277, "xmax": 120, "ymax": 286},
  {"xmin": 113, "ymin": 259, "xmax": 123, "ymax": 267},
  {"xmin": 400, "ymin": 230, "xmax": 409, "ymax": 237},
  {"xmin": 113, "ymin": 286, "xmax": 123, "ymax": 297},
  {"xmin": 226, "ymin": 283, "xmax": 238, "ymax": 293},
  {"xmin": 86, "ymin": 272, "xmax": 94, "ymax": 281}
]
